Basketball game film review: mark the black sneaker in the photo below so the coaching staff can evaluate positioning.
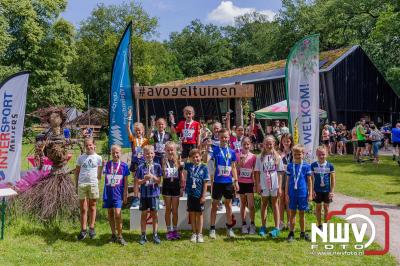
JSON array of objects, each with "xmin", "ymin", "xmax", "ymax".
[
  {"xmin": 109, "ymin": 234, "xmax": 117, "ymax": 243},
  {"xmin": 139, "ymin": 234, "xmax": 147, "ymax": 245},
  {"xmin": 116, "ymin": 236, "xmax": 128, "ymax": 246},
  {"xmin": 77, "ymin": 230, "xmax": 87, "ymax": 241},
  {"xmin": 300, "ymin": 232, "xmax": 311, "ymax": 241},
  {"xmin": 153, "ymin": 234, "xmax": 161, "ymax": 244},
  {"xmin": 89, "ymin": 228, "xmax": 96, "ymax": 239},
  {"xmin": 287, "ymin": 232, "xmax": 295, "ymax": 242}
]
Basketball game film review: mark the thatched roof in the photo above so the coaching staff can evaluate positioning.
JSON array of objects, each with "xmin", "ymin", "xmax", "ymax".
[
  {"xmin": 68, "ymin": 107, "xmax": 108, "ymax": 126},
  {"xmin": 158, "ymin": 47, "xmax": 350, "ymax": 86}
]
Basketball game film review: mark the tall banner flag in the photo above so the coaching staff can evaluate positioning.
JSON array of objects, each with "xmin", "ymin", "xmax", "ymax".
[
  {"xmin": 285, "ymin": 35, "xmax": 319, "ymax": 162},
  {"xmin": 109, "ymin": 22, "xmax": 134, "ymax": 148},
  {"xmin": 0, "ymin": 72, "xmax": 29, "ymax": 185}
]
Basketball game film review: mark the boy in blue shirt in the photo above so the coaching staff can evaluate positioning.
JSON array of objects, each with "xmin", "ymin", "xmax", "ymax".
[
  {"xmin": 103, "ymin": 145, "xmax": 129, "ymax": 245},
  {"xmin": 135, "ymin": 145, "xmax": 162, "ymax": 245},
  {"xmin": 311, "ymin": 146, "xmax": 335, "ymax": 230},
  {"xmin": 183, "ymin": 149, "xmax": 209, "ymax": 243},
  {"xmin": 285, "ymin": 144, "xmax": 313, "ymax": 242},
  {"xmin": 209, "ymin": 129, "xmax": 238, "ymax": 239}
]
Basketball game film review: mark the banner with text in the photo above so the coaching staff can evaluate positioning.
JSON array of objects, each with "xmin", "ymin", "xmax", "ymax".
[
  {"xmin": 109, "ymin": 22, "xmax": 134, "ymax": 148},
  {"xmin": 286, "ymin": 35, "xmax": 319, "ymax": 162},
  {"xmin": 134, "ymin": 84, "xmax": 254, "ymax": 99},
  {"xmin": 0, "ymin": 72, "xmax": 29, "ymax": 185}
]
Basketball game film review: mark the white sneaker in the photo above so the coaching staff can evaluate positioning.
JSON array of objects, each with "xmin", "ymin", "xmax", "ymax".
[
  {"xmin": 279, "ymin": 221, "xmax": 285, "ymax": 231},
  {"xmin": 209, "ymin": 229, "xmax": 217, "ymax": 239},
  {"xmin": 227, "ymin": 228, "xmax": 235, "ymax": 238},
  {"xmin": 241, "ymin": 225, "xmax": 249, "ymax": 234},
  {"xmin": 249, "ymin": 224, "xmax": 256, "ymax": 235},
  {"xmin": 197, "ymin": 233, "xmax": 204, "ymax": 243},
  {"xmin": 190, "ymin": 233, "xmax": 197, "ymax": 243}
]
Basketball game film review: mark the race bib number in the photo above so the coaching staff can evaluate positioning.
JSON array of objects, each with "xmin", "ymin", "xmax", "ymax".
[
  {"xmin": 135, "ymin": 146, "xmax": 143, "ymax": 158},
  {"xmin": 239, "ymin": 168, "xmax": 252, "ymax": 178},
  {"xmin": 218, "ymin": 165, "xmax": 232, "ymax": 177},
  {"xmin": 106, "ymin": 174, "xmax": 123, "ymax": 187},
  {"xmin": 183, "ymin": 129, "xmax": 194, "ymax": 138},
  {"xmin": 166, "ymin": 167, "xmax": 178, "ymax": 179},
  {"xmin": 155, "ymin": 143, "xmax": 165, "ymax": 153}
]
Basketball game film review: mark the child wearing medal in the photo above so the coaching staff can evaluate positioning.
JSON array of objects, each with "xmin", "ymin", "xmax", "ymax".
[
  {"xmin": 285, "ymin": 144, "xmax": 313, "ymax": 242},
  {"xmin": 170, "ymin": 106, "xmax": 200, "ymax": 159},
  {"xmin": 208, "ymin": 128, "xmax": 238, "ymax": 239},
  {"xmin": 151, "ymin": 118, "xmax": 172, "ymax": 165},
  {"xmin": 311, "ymin": 146, "xmax": 335, "ymax": 230},
  {"xmin": 103, "ymin": 145, "xmax": 129, "ymax": 245},
  {"xmin": 182, "ymin": 149, "xmax": 209, "ymax": 243},
  {"xmin": 255, "ymin": 136, "xmax": 284, "ymax": 238},
  {"xmin": 135, "ymin": 145, "xmax": 162, "ymax": 245},
  {"xmin": 161, "ymin": 142, "xmax": 184, "ymax": 240},
  {"xmin": 235, "ymin": 137, "xmax": 257, "ymax": 234}
]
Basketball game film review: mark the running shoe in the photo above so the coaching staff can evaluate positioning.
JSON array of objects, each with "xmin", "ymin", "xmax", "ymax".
[
  {"xmin": 227, "ymin": 228, "xmax": 236, "ymax": 238},
  {"xmin": 300, "ymin": 232, "xmax": 311, "ymax": 241},
  {"xmin": 172, "ymin": 230, "xmax": 181, "ymax": 240},
  {"xmin": 153, "ymin": 234, "xmax": 161, "ymax": 244},
  {"xmin": 278, "ymin": 221, "xmax": 285, "ymax": 231},
  {"xmin": 88, "ymin": 228, "xmax": 96, "ymax": 239},
  {"xmin": 166, "ymin": 231, "xmax": 174, "ymax": 240},
  {"xmin": 197, "ymin": 233, "xmax": 204, "ymax": 243},
  {"xmin": 139, "ymin": 234, "xmax": 147, "ymax": 245},
  {"xmin": 259, "ymin": 226, "xmax": 267, "ymax": 237},
  {"xmin": 108, "ymin": 234, "xmax": 117, "ymax": 243},
  {"xmin": 116, "ymin": 236, "xmax": 128, "ymax": 246},
  {"xmin": 269, "ymin": 228, "xmax": 280, "ymax": 239},
  {"xmin": 249, "ymin": 224, "xmax": 257, "ymax": 235},
  {"xmin": 190, "ymin": 233, "xmax": 197, "ymax": 243},
  {"xmin": 287, "ymin": 232, "xmax": 295, "ymax": 242},
  {"xmin": 77, "ymin": 230, "xmax": 87, "ymax": 241},
  {"xmin": 241, "ymin": 225, "xmax": 249, "ymax": 234},
  {"xmin": 209, "ymin": 229, "xmax": 217, "ymax": 239}
]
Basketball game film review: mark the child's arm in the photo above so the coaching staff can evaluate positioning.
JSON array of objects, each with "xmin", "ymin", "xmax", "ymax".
[
  {"xmin": 127, "ymin": 109, "xmax": 133, "ymax": 137},
  {"xmin": 200, "ymin": 180, "xmax": 208, "ymax": 204},
  {"xmin": 254, "ymin": 171, "xmax": 261, "ymax": 194},
  {"xmin": 277, "ymin": 171, "xmax": 282, "ymax": 197},
  {"xmin": 97, "ymin": 159, "xmax": 103, "ymax": 181},
  {"xmin": 197, "ymin": 124, "xmax": 201, "ymax": 147},
  {"xmin": 307, "ymin": 175, "xmax": 313, "ymax": 202},
  {"xmin": 285, "ymin": 172, "xmax": 289, "ymax": 203},
  {"xmin": 74, "ymin": 165, "xmax": 80, "ymax": 189},
  {"xmin": 231, "ymin": 162, "xmax": 239, "ymax": 191},
  {"xmin": 225, "ymin": 112, "xmax": 231, "ymax": 132},
  {"xmin": 330, "ymin": 172, "xmax": 336, "ymax": 199},
  {"xmin": 123, "ymin": 175, "xmax": 128, "ymax": 204}
]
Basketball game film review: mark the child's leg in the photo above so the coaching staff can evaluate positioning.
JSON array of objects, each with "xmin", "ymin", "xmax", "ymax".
[
  {"xmin": 299, "ymin": 211, "xmax": 305, "ymax": 232},
  {"xmin": 140, "ymin": 211, "xmax": 147, "ymax": 234},
  {"xmin": 247, "ymin": 193, "xmax": 255, "ymax": 224},
  {"xmin": 323, "ymin": 203, "xmax": 330, "ymax": 223},
  {"xmin": 316, "ymin": 203, "xmax": 322, "ymax": 226},
  {"xmin": 171, "ymin": 196, "xmax": 180, "ymax": 228},
  {"xmin": 189, "ymin": 212, "xmax": 196, "ymax": 233},
  {"xmin": 279, "ymin": 191, "xmax": 285, "ymax": 224},
  {"xmin": 289, "ymin": 210, "xmax": 297, "ymax": 231},
  {"xmin": 239, "ymin": 194, "xmax": 247, "ymax": 224},
  {"xmin": 210, "ymin": 200, "xmax": 218, "ymax": 226},
  {"xmin": 224, "ymin": 199, "xmax": 233, "ymax": 225},
  {"xmin": 114, "ymin": 208, "xmax": 123, "ymax": 237},
  {"xmin": 151, "ymin": 210, "xmax": 158, "ymax": 234},
  {"xmin": 88, "ymin": 199, "xmax": 97, "ymax": 229},
  {"xmin": 164, "ymin": 196, "xmax": 172, "ymax": 230},
  {"xmin": 271, "ymin": 196, "xmax": 280, "ymax": 228},
  {"xmin": 196, "ymin": 212, "xmax": 203, "ymax": 235},
  {"xmin": 260, "ymin": 196, "xmax": 268, "ymax": 227},
  {"xmin": 107, "ymin": 208, "xmax": 116, "ymax": 235},
  {"xmin": 79, "ymin": 199, "xmax": 88, "ymax": 230}
]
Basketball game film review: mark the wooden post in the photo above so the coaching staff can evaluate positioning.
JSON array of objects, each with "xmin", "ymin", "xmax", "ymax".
[
  {"xmin": 145, "ymin": 100, "xmax": 149, "ymax": 130},
  {"xmin": 235, "ymin": 82, "xmax": 244, "ymax": 126},
  {"xmin": 135, "ymin": 83, "xmax": 140, "ymax": 122}
]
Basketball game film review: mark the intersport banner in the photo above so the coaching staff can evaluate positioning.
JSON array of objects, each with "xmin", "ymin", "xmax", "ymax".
[
  {"xmin": 0, "ymin": 72, "xmax": 29, "ymax": 185},
  {"xmin": 285, "ymin": 35, "xmax": 319, "ymax": 162},
  {"xmin": 109, "ymin": 22, "xmax": 134, "ymax": 148}
]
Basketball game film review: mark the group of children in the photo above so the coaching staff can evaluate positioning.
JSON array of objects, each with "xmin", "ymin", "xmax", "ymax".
[{"xmin": 75, "ymin": 105, "xmax": 336, "ymax": 245}]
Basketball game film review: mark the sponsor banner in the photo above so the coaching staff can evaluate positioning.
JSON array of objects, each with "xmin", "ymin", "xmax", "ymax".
[
  {"xmin": 285, "ymin": 35, "xmax": 319, "ymax": 162},
  {"xmin": 0, "ymin": 72, "xmax": 29, "ymax": 185},
  {"xmin": 134, "ymin": 84, "xmax": 254, "ymax": 99},
  {"xmin": 109, "ymin": 22, "xmax": 134, "ymax": 148}
]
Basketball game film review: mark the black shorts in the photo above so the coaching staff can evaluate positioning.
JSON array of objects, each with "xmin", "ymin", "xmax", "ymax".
[
  {"xmin": 322, "ymin": 140, "xmax": 329, "ymax": 145},
  {"xmin": 393, "ymin": 142, "xmax": 400, "ymax": 148},
  {"xmin": 357, "ymin": 140, "xmax": 366, "ymax": 148},
  {"xmin": 162, "ymin": 186, "xmax": 180, "ymax": 197},
  {"xmin": 182, "ymin": 144, "xmax": 196, "ymax": 158},
  {"xmin": 313, "ymin": 192, "xmax": 332, "ymax": 204},
  {"xmin": 329, "ymin": 136, "xmax": 335, "ymax": 143},
  {"xmin": 212, "ymin": 183, "xmax": 234, "ymax": 200},
  {"xmin": 187, "ymin": 196, "xmax": 204, "ymax": 212},
  {"xmin": 238, "ymin": 183, "xmax": 254, "ymax": 194},
  {"xmin": 366, "ymin": 139, "xmax": 372, "ymax": 145},
  {"xmin": 139, "ymin": 197, "xmax": 160, "ymax": 211}
]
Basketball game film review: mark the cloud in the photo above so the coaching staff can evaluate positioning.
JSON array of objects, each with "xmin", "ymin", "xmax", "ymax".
[{"xmin": 207, "ymin": 1, "xmax": 275, "ymax": 25}]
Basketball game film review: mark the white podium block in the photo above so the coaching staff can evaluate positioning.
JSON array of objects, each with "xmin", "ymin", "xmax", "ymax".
[{"xmin": 130, "ymin": 195, "xmax": 247, "ymax": 231}]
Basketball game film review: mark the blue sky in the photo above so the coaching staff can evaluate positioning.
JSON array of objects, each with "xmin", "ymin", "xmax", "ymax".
[{"xmin": 61, "ymin": 0, "xmax": 282, "ymax": 41}]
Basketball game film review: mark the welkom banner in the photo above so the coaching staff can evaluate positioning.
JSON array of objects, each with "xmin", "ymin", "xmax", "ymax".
[
  {"xmin": 109, "ymin": 22, "xmax": 134, "ymax": 148},
  {"xmin": 285, "ymin": 35, "xmax": 319, "ymax": 162},
  {"xmin": 0, "ymin": 72, "xmax": 29, "ymax": 185}
]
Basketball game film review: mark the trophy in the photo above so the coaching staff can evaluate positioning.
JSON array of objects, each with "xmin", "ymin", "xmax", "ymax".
[
  {"xmin": 176, "ymin": 138, "xmax": 182, "ymax": 158},
  {"xmin": 169, "ymin": 111, "xmax": 175, "ymax": 125},
  {"xmin": 150, "ymin": 115, "xmax": 156, "ymax": 130}
]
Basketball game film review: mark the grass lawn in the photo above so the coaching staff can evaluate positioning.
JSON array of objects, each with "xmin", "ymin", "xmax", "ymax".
[
  {"xmin": 330, "ymin": 155, "xmax": 400, "ymax": 206},
  {"xmin": 3, "ymin": 144, "xmax": 395, "ymax": 265}
]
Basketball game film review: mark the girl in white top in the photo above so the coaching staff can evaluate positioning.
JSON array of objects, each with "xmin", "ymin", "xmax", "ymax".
[{"xmin": 254, "ymin": 135, "xmax": 284, "ymax": 238}]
